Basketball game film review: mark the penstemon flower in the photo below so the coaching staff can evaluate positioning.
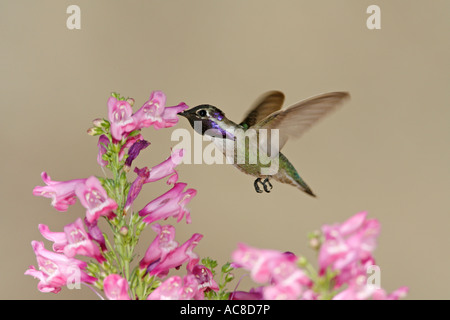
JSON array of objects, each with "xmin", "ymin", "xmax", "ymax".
[
  {"xmin": 133, "ymin": 90, "xmax": 189, "ymax": 130},
  {"xmin": 27, "ymin": 90, "xmax": 408, "ymax": 300},
  {"xmin": 138, "ymin": 182, "xmax": 197, "ymax": 224},
  {"xmin": 39, "ymin": 218, "xmax": 105, "ymax": 263},
  {"xmin": 76, "ymin": 176, "xmax": 118, "ymax": 223},
  {"xmin": 103, "ymin": 274, "xmax": 131, "ymax": 300},
  {"xmin": 25, "ymin": 241, "xmax": 96, "ymax": 294},
  {"xmin": 33, "ymin": 172, "xmax": 86, "ymax": 212},
  {"xmin": 147, "ymin": 274, "xmax": 202, "ymax": 300},
  {"xmin": 28, "ymin": 91, "xmax": 199, "ymax": 299},
  {"xmin": 107, "ymin": 96, "xmax": 135, "ymax": 141},
  {"xmin": 230, "ymin": 212, "xmax": 408, "ymax": 300}
]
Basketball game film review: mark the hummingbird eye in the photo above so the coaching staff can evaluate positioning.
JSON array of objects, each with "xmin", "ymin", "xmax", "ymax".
[{"xmin": 197, "ymin": 109, "xmax": 207, "ymax": 117}]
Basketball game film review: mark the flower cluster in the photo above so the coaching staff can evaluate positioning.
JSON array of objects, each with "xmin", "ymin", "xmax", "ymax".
[
  {"xmin": 230, "ymin": 212, "xmax": 408, "ymax": 300},
  {"xmin": 27, "ymin": 91, "xmax": 217, "ymax": 299}
]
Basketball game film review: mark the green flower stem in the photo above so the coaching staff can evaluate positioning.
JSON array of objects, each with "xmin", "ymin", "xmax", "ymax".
[{"xmin": 95, "ymin": 127, "xmax": 156, "ymax": 299}]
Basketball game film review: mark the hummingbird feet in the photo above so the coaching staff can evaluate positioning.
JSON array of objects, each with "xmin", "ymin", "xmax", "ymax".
[{"xmin": 254, "ymin": 178, "xmax": 273, "ymax": 193}]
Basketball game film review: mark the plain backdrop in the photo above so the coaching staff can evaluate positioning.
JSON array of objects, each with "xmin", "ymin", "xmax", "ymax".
[{"xmin": 1, "ymin": 0, "xmax": 449, "ymax": 299}]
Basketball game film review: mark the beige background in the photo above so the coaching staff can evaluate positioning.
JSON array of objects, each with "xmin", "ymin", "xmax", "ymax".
[{"xmin": 1, "ymin": 0, "xmax": 449, "ymax": 299}]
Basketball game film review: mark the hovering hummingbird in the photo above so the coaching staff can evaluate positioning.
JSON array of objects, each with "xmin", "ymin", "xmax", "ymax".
[{"xmin": 179, "ymin": 91, "xmax": 350, "ymax": 196}]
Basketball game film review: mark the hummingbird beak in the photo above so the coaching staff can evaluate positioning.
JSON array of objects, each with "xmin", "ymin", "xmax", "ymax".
[{"xmin": 178, "ymin": 110, "xmax": 188, "ymax": 118}]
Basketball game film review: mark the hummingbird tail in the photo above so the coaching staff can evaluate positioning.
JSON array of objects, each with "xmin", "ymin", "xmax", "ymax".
[{"xmin": 293, "ymin": 174, "xmax": 316, "ymax": 197}]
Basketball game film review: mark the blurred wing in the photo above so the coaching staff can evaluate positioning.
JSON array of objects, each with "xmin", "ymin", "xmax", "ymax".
[
  {"xmin": 240, "ymin": 91, "xmax": 285, "ymax": 128},
  {"xmin": 253, "ymin": 92, "xmax": 350, "ymax": 155}
]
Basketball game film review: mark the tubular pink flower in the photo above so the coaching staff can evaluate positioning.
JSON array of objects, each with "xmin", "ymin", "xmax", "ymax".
[
  {"xmin": 319, "ymin": 212, "xmax": 381, "ymax": 287},
  {"xmin": 232, "ymin": 244, "xmax": 306, "ymax": 284},
  {"xmin": 231, "ymin": 243, "xmax": 311, "ymax": 300},
  {"xmin": 124, "ymin": 167, "xmax": 150, "ymax": 213},
  {"xmin": 33, "ymin": 172, "xmax": 86, "ymax": 212},
  {"xmin": 229, "ymin": 288, "xmax": 264, "ymax": 300},
  {"xmin": 139, "ymin": 224, "xmax": 178, "ymax": 270},
  {"xmin": 189, "ymin": 264, "xmax": 220, "ymax": 293},
  {"xmin": 263, "ymin": 283, "xmax": 303, "ymax": 300},
  {"xmin": 39, "ymin": 219, "xmax": 105, "ymax": 262},
  {"xmin": 332, "ymin": 273, "xmax": 379, "ymax": 300},
  {"xmin": 139, "ymin": 182, "xmax": 196, "ymax": 225},
  {"xmin": 38, "ymin": 224, "xmax": 67, "ymax": 253},
  {"xmin": 149, "ymin": 233, "xmax": 203, "ymax": 278},
  {"xmin": 133, "ymin": 91, "xmax": 189, "ymax": 130},
  {"xmin": 108, "ymin": 97, "xmax": 136, "ymax": 141},
  {"xmin": 103, "ymin": 274, "xmax": 131, "ymax": 300},
  {"xmin": 145, "ymin": 149, "xmax": 184, "ymax": 185},
  {"xmin": 372, "ymin": 286, "xmax": 409, "ymax": 300},
  {"xmin": 147, "ymin": 275, "xmax": 202, "ymax": 300},
  {"xmin": 75, "ymin": 176, "xmax": 117, "ymax": 223},
  {"xmin": 64, "ymin": 218, "xmax": 105, "ymax": 262},
  {"xmin": 25, "ymin": 241, "xmax": 96, "ymax": 293}
]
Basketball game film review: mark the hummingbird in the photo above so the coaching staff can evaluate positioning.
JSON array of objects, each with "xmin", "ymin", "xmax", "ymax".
[{"xmin": 179, "ymin": 91, "xmax": 350, "ymax": 196}]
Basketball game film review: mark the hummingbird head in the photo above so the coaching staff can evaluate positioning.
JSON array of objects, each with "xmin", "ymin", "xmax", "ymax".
[{"xmin": 179, "ymin": 104, "xmax": 233, "ymax": 139}]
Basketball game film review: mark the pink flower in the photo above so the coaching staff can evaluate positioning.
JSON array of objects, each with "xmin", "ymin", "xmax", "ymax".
[
  {"xmin": 189, "ymin": 264, "xmax": 220, "ymax": 293},
  {"xmin": 103, "ymin": 274, "xmax": 131, "ymax": 300},
  {"xmin": 372, "ymin": 286, "xmax": 409, "ymax": 300},
  {"xmin": 33, "ymin": 172, "xmax": 86, "ymax": 212},
  {"xmin": 332, "ymin": 273, "xmax": 408, "ymax": 300},
  {"xmin": 25, "ymin": 241, "xmax": 96, "ymax": 293},
  {"xmin": 231, "ymin": 243, "xmax": 311, "ymax": 300},
  {"xmin": 232, "ymin": 244, "xmax": 306, "ymax": 284},
  {"xmin": 262, "ymin": 267, "xmax": 311, "ymax": 300},
  {"xmin": 230, "ymin": 288, "xmax": 264, "ymax": 300},
  {"xmin": 145, "ymin": 149, "xmax": 184, "ymax": 185},
  {"xmin": 147, "ymin": 275, "xmax": 202, "ymax": 300},
  {"xmin": 139, "ymin": 224, "xmax": 178, "ymax": 270},
  {"xmin": 149, "ymin": 233, "xmax": 203, "ymax": 278},
  {"xmin": 75, "ymin": 176, "xmax": 117, "ymax": 223},
  {"xmin": 139, "ymin": 182, "xmax": 196, "ymax": 224},
  {"xmin": 108, "ymin": 96, "xmax": 136, "ymax": 141},
  {"xmin": 39, "ymin": 218, "xmax": 105, "ymax": 263},
  {"xmin": 124, "ymin": 167, "xmax": 150, "ymax": 213},
  {"xmin": 38, "ymin": 224, "xmax": 67, "ymax": 253},
  {"xmin": 318, "ymin": 212, "xmax": 381, "ymax": 287},
  {"xmin": 332, "ymin": 274, "xmax": 376, "ymax": 300},
  {"xmin": 263, "ymin": 283, "xmax": 304, "ymax": 300},
  {"xmin": 133, "ymin": 91, "xmax": 189, "ymax": 130}
]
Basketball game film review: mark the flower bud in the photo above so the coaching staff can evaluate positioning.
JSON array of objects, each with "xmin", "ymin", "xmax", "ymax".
[
  {"xmin": 87, "ymin": 127, "xmax": 103, "ymax": 136},
  {"xmin": 298, "ymin": 256, "xmax": 308, "ymax": 268},
  {"xmin": 309, "ymin": 238, "xmax": 320, "ymax": 250},
  {"xmin": 127, "ymin": 98, "xmax": 135, "ymax": 106},
  {"xmin": 92, "ymin": 118, "xmax": 104, "ymax": 127},
  {"xmin": 92, "ymin": 118, "xmax": 110, "ymax": 129},
  {"xmin": 225, "ymin": 273, "xmax": 234, "ymax": 283},
  {"xmin": 86, "ymin": 262, "xmax": 100, "ymax": 275},
  {"xmin": 119, "ymin": 226, "xmax": 128, "ymax": 236},
  {"xmin": 221, "ymin": 262, "xmax": 233, "ymax": 274}
]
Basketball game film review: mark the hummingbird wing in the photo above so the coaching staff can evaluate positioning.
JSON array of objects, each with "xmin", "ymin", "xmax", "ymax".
[
  {"xmin": 240, "ymin": 91, "xmax": 285, "ymax": 129},
  {"xmin": 252, "ymin": 92, "xmax": 350, "ymax": 155}
]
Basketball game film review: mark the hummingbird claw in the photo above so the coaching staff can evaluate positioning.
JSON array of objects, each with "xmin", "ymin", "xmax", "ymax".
[
  {"xmin": 262, "ymin": 178, "xmax": 273, "ymax": 193},
  {"xmin": 254, "ymin": 178, "xmax": 272, "ymax": 193},
  {"xmin": 254, "ymin": 178, "xmax": 264, "ymax": 193}
]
